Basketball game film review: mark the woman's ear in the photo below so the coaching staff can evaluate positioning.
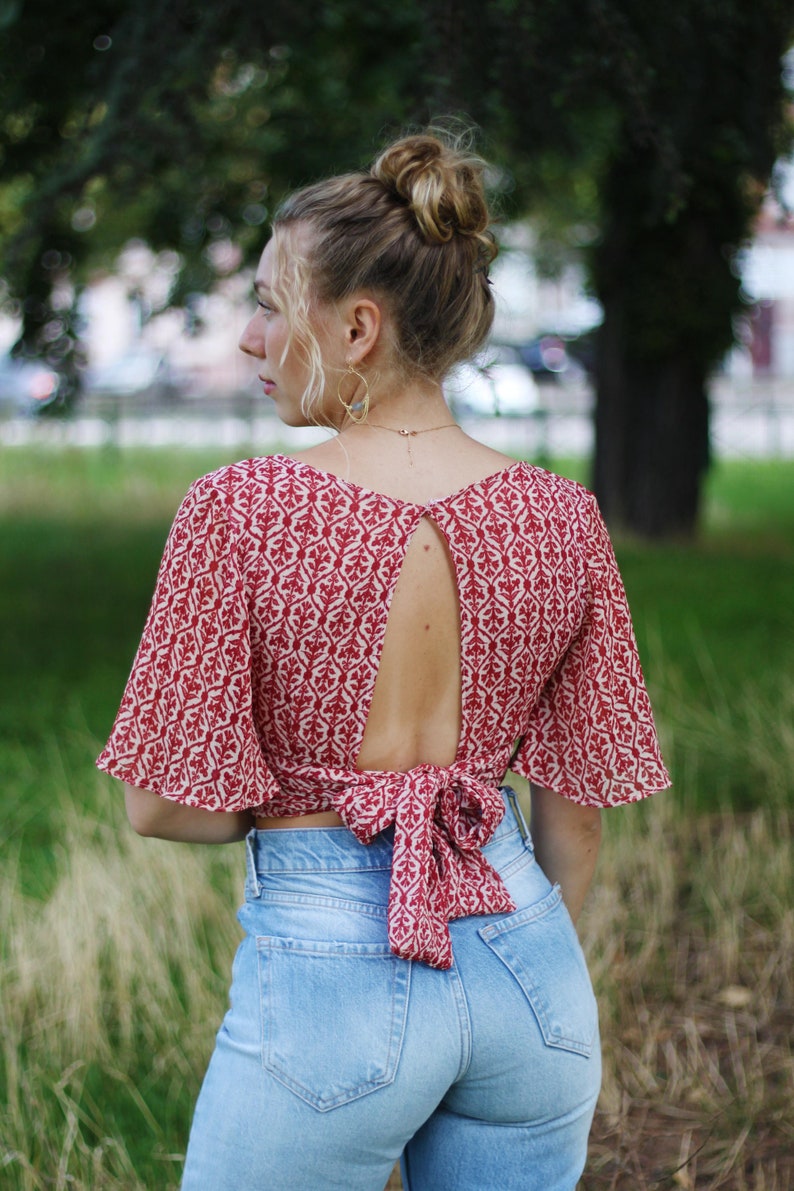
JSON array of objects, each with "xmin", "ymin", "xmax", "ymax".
[{"xmin": 343, "ymin": 296, "xmax": 382, "ymax": 363}]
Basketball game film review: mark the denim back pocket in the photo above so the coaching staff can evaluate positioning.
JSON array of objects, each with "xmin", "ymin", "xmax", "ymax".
[
  {"xmin": 478, "ymin": 886, "xmax": 598, "ymax": 1058},
  {"xmin": 257, "ymin": 935, "xmax": 411, "ymax": 1111}
]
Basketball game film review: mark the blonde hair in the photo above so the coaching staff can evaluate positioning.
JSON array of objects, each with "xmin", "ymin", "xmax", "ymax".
[{"xmin": 270, "ymin": 127, "xmax": 498, "ymax": 421}]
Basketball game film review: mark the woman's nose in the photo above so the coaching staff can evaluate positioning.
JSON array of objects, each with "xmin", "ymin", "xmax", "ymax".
[{"xmin": 239, "ymin": 315, "xmax": 263, "ymax": 357}]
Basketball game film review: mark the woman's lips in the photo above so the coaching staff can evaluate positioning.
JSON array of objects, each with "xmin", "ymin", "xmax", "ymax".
[{"xmin": 262, "ymin": 380, "xmax": 275, "ymax": 396}]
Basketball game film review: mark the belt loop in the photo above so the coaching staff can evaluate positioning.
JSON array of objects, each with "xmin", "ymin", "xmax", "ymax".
[
  {"xmin": 504, "ymin": 786, "xmax": 530, "ymax": 842},
  {"xmin": 244, "ymin": 829, "xmax": 261, "ymax": 897}
]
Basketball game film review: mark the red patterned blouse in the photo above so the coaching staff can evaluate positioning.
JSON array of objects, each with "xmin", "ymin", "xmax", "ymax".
[{"xmin": 97, "ymin": 454, "xmax": 669, "ymax": 968}]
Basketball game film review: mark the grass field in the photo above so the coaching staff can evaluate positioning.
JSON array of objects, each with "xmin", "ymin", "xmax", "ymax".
[{"xmin": 1, "ymin": 444, "xmax": 793, "ymax": 1188}]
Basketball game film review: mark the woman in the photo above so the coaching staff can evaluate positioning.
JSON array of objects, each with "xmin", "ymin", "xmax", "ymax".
[{"xmin": 97, "ymin": 130, "xmax": 669, "ymax": 1191}]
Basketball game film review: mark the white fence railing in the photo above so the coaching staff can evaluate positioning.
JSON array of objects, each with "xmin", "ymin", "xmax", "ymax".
[{"xmin": 2, "ymin": 379, "xmax": 794, "ymax": 459}]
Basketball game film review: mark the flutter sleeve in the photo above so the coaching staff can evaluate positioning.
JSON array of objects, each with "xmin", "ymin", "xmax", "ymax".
[
  {"xmin": 96, "ymin": 474, "xmax": 279, "ymax": 811},
  {"xmin": 512, "ymin": 491, "xmax": 670, "ymax": 806}
]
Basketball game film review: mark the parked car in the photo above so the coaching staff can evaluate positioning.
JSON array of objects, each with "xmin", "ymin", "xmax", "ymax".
[
  {"xmin": 518, "ymin": 332, "xmax": 598, "ymax": 384},
  {"xmin": 0, "ymin": 354, "xmax": 62, "ymax": 415},
  {"xmin": 445, "ymin": 345, "xmax": 539, "ymax": 417}
]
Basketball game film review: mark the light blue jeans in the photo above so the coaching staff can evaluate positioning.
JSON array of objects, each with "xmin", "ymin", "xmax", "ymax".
[{"xmin": 180, "ymin": 789, "xmax": 601, "ymax": 1191}]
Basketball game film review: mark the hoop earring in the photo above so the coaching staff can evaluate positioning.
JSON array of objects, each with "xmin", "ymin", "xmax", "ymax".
[{"xmin": 337, "ymin": 361, "xmax": 370, "ymax": 424}]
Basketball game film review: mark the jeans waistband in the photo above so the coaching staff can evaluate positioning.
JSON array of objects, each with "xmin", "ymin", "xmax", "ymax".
[{"xmin": 245, "ymin": 785, "xmax": 531, "ymax": 887}]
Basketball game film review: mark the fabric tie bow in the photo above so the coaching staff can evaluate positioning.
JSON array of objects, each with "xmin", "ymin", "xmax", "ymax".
[{"xmin": 333, "ymin": 764, "xmax": 516, "ymax": 969}]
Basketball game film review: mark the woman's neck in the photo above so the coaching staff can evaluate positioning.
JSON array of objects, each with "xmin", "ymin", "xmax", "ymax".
[{"xmin": 338, "ymin": 376, "xmax": 452, "ymax": 436}]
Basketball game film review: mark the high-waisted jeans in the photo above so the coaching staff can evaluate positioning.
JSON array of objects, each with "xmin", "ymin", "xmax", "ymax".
[{"xmin": 180, "ymin": 789, "xmax": 601, "ymax": 1191}]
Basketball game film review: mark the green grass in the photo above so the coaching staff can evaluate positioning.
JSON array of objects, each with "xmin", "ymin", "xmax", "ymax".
[
  {"xmin": 2, "ymin": 447, "xmax": 792, "ymax": 824},
  {"xmin": 619, "ymin": 460, "xmax": 794, "ymax": 810},
  {"xmin": 547, "ymin": 457, "xmax": 794, "ymax": 810},
  {"xmin": 0, "ymin": 447, "xmax": 266, "ymax": 897},
  {"xmin": 1, "ymin": 446, "xmax": 792, "ymax": 882},
  {"xmin": 1, "ymin": 445, "xmax": 793, "ymax": 1188}
]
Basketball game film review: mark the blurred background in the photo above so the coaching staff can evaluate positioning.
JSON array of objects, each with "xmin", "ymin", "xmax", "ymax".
[
  {"xmin": 3, "ymin": 3, "xmax": 794, "ymax": 534},
  {"xmin": 1, "ymin": 4, "xmax": 793, "ymax": 1189}
]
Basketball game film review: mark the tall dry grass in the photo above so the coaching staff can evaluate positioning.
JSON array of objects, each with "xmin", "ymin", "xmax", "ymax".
[
  {"xmin": 1, "ymin": 767, "xmax": 241, "ymax": 1190},
  {"xmin": 574, "ymin": 669, "xmax": 794, "ymax": 1189},
  {"xmin": 580, "ymin": 801, "xmax": 794, "ymax": 1189},
  {"xmin": 1, "ymin": 697, "xmax": 792, "ymax": 1189}
]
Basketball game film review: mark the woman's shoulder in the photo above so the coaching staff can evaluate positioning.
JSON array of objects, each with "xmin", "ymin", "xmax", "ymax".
[
  {"xmin": 509, "ymin": 459, "xmax": 594, "ymax": 509},
  {"xmin": 182, "ymin": 453, "xmax": 595, "ymax": 526},
  {"xmin": 167, "ymin": 456, "xmax": 293, "ymax": 539},
  {"xmin": 185, "ymin": 454, "xmax": 288, "ymax": 499}
]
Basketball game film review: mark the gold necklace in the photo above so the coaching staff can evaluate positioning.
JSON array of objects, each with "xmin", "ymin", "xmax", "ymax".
[{"xmin": 365, "ymin": 421, "xmax": 460, "ymax": 465}]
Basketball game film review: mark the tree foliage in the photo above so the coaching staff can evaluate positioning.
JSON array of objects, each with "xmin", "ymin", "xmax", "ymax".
[
  {"xmin": 1, "ymin": 0, "xmax": 792, "ymax": 533},
  {"xmin": 422, "ymin": 1, "xmax": 794, "ymax": 532}
]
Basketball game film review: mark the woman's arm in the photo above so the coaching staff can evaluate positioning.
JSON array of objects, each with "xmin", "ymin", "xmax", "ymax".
[
  {"xmin": 529, "ymin": 784, "xmax": 601, "ymax": 924},
  {"xmin": 124, "ymin": 783, "xmax": 254, "ymax": 844}
]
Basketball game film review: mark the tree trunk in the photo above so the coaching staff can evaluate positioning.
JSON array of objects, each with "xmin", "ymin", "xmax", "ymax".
[{"xmin": 593, "ymin": 299, "xmax": 711, "ymax": 539}]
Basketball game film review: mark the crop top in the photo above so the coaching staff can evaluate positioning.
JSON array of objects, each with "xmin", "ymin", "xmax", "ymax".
[{"xmin": 97, "ymin": 453, "xmax": 670, "ymax": 968}]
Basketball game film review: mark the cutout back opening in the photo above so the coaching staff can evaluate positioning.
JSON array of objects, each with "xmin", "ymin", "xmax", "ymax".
[{"xmin": 355, "ymin": 516, "xmax": 462, "ymax": 773}]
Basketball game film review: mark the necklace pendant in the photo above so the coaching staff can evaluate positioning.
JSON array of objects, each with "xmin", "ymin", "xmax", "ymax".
[{"xmin": 398, "ymin": 428, "xmax": 412, "ymax": 437}]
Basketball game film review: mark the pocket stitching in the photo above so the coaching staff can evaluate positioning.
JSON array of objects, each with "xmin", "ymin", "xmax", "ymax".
[
  {"xmin": 258, "ymin": 936, "xmax": 411, "ymax": 1111},
  {"xmin": 478, "ymin": 894, "xmax": 598, "ymax": 1058},
  {"xmin": 478, "ymin": 883, "xmax": 563, "ymax": 939}
]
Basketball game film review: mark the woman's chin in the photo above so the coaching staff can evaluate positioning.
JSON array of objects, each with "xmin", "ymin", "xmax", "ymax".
[{"xmin": 268, "ymin": 396, "xmax": 305, "ymax": 427}]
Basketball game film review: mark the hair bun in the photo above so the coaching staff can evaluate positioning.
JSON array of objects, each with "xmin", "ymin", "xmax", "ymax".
[{"xmin": 371, "ymin": 132, "xmax": 496, "ymax": 263}]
